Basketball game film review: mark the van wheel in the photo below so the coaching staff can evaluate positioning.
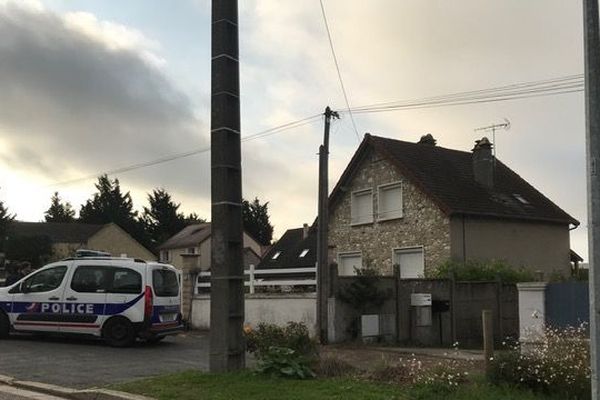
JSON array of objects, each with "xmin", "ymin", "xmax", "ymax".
[
  {"xmin": 0, "ymin": 312, "xmax": 9, "ymax": 339},
  {"xmin": 103, "ymin": 318, "xmax": 135, "ymax": 347}
]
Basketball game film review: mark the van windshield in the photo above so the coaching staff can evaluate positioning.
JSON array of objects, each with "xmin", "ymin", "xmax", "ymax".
[{"xmin": 152, "ymin": 269, "xmax": 179, "ymax": 297}]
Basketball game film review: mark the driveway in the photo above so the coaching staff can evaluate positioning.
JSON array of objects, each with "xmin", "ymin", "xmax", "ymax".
[{"xmin": 0, "ymin": 332, "xmax": 209, "ymax": 389}]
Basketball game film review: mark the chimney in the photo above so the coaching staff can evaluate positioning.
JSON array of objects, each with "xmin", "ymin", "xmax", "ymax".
[
  {"xmin": 472, "ymin": 137, "xmax": 494, "ymax": 188},
  {"xmin": 303, "ymin": 223, "xmax": 309, "ymax": 239},
  {"xmin": 418, "ymin": 133, "xmax": 437, "ymax": 146}
]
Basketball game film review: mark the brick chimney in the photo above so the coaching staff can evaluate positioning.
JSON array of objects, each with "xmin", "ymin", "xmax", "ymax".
[
  {"xmin": 418, "ymin": 133, "xmax": 437, "ymax": 146},
  {"xmin": 303, "ymin": 223, "xmax": 309, "ymax": 239},
  {"xmin": 472, "ymin": 137, "xmax": 494, "ymax": 188}
]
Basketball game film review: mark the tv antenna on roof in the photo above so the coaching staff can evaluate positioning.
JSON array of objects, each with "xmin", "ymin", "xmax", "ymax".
[{"xmin": 474, "ymin": 118, "xmax": 511, "ymax": 160}]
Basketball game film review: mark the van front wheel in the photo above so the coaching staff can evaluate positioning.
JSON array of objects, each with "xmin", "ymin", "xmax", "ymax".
[
  {"xmin": 0, "ymin": 312, "xmax": 9, "ymax": 339},
  {"xmin": 103, "ymin": 318, "xmax": 135, "ymax": 347}
]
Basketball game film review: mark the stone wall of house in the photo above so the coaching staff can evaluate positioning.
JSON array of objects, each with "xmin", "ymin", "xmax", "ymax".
[
  {"xmin": 51, "ymin": 242, "xmax": 84, "ymax": 261},
  {"xmin": 328, "ymin": 148, "xmax": 451, "ymax": 275}
]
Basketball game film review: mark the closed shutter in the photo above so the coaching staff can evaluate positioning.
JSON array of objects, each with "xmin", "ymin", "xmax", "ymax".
[
  {"xmin": 339, "ymin": 253, "xmax": 362, "ymax": 276},
  {"xmin": 394, "ymin": 248, "xmax": 424, "ymax": 279},
  {"xmin": 351, "ymin": 190, "xmax": 373, "ymax": 224},
  {"xmin": 379, "ymin": 183, "xmax": 402, "ymax": 220}
]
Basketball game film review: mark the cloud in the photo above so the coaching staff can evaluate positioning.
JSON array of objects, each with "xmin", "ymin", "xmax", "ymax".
[{"xmin": 0, "ymin": 1, "xmax": 205, "ymax": 184}]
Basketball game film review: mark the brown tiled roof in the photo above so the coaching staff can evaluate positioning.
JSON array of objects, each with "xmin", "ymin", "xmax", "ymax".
[
  {"xmin": 330, "ymin": 134, "xmax": 578, "ymax": 226},
  {"xmin": 9, "ymin": 221, "xmax": 105, "ymax": 243}
]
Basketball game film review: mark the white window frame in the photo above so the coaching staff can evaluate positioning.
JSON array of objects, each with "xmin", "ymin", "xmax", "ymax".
[
  {"xmin": 299, "ymin": 249, "xmax": 309, "ymax": 258},
  {"xmin": 271, "ymin": 251, "xmax": 281, "ymax": 260},
  {"xmin": 377, "ymin": 181, "xmax": 403, "ymax": 221},
  {"xmin": 337, "ymin": 251, "xmax": 363, "ymax": 276},
  {"xmin": 161, "ymin": 250, "xmax": 171, "ymax": 262},
  {"xmin": 392, "ymin": 246, "xmax": 425, "ymax": 279},
  {"xmin": 350, "ymin": 188, "xmax": 374, "ymax": 226}
]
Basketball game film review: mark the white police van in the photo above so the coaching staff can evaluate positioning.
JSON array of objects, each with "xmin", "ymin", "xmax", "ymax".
[{"xmin": 0, "ymin": 251, "xmax": 183, "ymax": 347}]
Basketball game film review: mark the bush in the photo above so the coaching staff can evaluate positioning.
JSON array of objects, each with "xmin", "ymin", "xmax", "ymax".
[
  {"xmin": 489, "ymin": 325, "xmax": 590, "ymax": 399},
  {"xmin": 245, "ymin": 322, "xmax": 318, "ymax": 359},
  {"xmin": 256, "ymin": 346, "xmax": 316, "ymax": 379},
  {"xmin": 428, "ymin": 260, "xmax": 535, "ymax": 283}
]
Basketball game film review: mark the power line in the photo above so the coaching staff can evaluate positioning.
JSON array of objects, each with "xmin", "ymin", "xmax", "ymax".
[
  {"xmin": 319, "ymin": 0, "xmax": 360, "ymax": 142},
  {"xmin": 49, "ymin": 114, "xmax": 322, "ymax": 187}
]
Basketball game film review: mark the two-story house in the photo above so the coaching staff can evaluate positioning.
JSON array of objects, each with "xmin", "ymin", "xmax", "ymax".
[{"xmin": 328, "ymin": 134, "xmax": 579, "ymax": 278}]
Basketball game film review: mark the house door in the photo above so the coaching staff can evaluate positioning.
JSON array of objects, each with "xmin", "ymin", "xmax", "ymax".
[{"xmin": 394, "ymin": 247, "xmax": 424, "ymax": 279}]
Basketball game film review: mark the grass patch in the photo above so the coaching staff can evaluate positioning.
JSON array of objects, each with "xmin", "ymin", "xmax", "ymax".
[{"xmin": 114, "ymin": 371, "xmax": 559, "ymax": 400}]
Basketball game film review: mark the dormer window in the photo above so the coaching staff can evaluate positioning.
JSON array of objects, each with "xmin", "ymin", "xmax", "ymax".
[
  {"xmin": 299, "ymin": 249, "xmax": 309, "ymax": 258},
  {"xmin": 513, "ymin": 193, "xmax": 530, "ymax": 205},
  {"xmin": 271, "ymin": 251, "xmax": 281, "ymax": 260}
]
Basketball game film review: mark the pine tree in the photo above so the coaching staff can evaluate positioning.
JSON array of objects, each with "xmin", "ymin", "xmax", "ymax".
[
  {"xmin": 0, "ymin": 194, "xmax": 15, "ymax": 252},
  {"xmin": 44, "ymin": 192, "xmax": 75, "ymax": 222},
  {"xmin": 142, "ymin": 189, "xmax": 189, "ymax": 247},
  {"xmin": 79, "ymin": 175, "xmax": 148, "ymax": 246},
  {"xmin": 242, "ymin": 197, "xmax": 274, "ymax": 246}
]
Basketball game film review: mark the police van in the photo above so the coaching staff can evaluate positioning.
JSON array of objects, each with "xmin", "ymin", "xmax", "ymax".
[{"xmin": 0, "ymin": 251, "xmax": 183, "ymax": 347}]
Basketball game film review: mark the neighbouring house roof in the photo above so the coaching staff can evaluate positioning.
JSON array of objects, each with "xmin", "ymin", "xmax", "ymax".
[
  {"xmin": 258, "ymin": 227, "xmax": 316, "ymax": 269},
  {"xmin": 157, "ymin": 223, "xmax": 211, "ymax": 250},
  {"xmin": 330, "ymin": 134, "xmax": 579, "ymax": 226},
  {"xmin": 9, "ymin": 221, "xmax": 105, "ymax": 243},
  {"xmin": 570, "ymin": 249, "xmax": 584, "ymax": 263}
]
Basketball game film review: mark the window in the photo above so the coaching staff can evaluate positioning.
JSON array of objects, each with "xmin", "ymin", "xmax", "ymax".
[
  {"xmin": 351, "ymin": 189, "xmax": 373, "ymax": 225},
  {"xmin": 271, "ymin": 251, "xmax": 281, "ymax": 260},
  {"xmin": 338, "ymin": 252, "xmax": 362, "ymax": 276},
  {"xmin": 153, "ymin": 269, "xmax": 179, "ymax": 297},
  {"xmin": 187, "ymin": 247, "xmax": 196, "ymax": 254},
  {"xmin": 299, "ymin": 249, "xmax": 309, "ymax": 258},
  {"xmin": 22, "ymin": 266, "xmax": 67, "ymax": 293},
  {"xmin": 160, "ymin": 250, "xmax": 171, "ymax": 262},
  {"xmin": 111, "ymin": 268, "xmax": 142, "ymax": 294},
  {"xmin": 378, "ymin": 182, "xmax": 403, "ymax": 220},
  {"xmin": 513, "ymin": 193, "xmax": 530, "ymax": 205},
  {"xmin": 394, "ymin": 247, "xmax": 424, "ymax": 279},
  {"xmin": 71, "ymin": 266, "xmax": 109, "ymax": 293}
]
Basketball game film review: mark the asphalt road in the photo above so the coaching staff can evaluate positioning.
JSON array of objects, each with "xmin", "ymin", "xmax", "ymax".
[{"xmin": 0, "ymin": 332, "xmax": 209, "ymax": 389}]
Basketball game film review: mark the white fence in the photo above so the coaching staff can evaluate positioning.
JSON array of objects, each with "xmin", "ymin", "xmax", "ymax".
[{"xmin": 196, "ymin": 265, "xmax": 316, "ymax": 294}]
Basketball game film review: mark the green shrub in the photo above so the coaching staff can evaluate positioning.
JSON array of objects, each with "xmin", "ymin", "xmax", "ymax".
[
  {"xmin": 427, "ymin": 260, "xmax": 535, "ymax": 283},
  {"xmin": 256, "ymin": 346, "xmax": 316, "ymax": 380},
  {"xmin": 245, "ymin": 322, "xmax": 318, "ymax": 359},
  {"xmin": 489, "ymin": 325, "xmax": 590, "ymax": 399}
]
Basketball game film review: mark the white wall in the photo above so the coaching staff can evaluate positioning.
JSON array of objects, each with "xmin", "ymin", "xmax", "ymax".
[
  {"xmin": 191, "ymin": 293, "xmax": 317, "ymax": 335},
  {"xmin": 517, "ymin": 282, "xmax": 548, "ymax": 342}
]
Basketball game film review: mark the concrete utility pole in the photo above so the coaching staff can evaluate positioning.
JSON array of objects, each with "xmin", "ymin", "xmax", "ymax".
[
  {"xmin": 585, "ymin": 0, "xmax": 600, "ymax": 397},
  {"xmin": 209, "ymin": 0, "xmax": 245, "ymax": 372},
  {"xmin": 317, "ymin": 106, "xmax": 339, "ymax": 343}
]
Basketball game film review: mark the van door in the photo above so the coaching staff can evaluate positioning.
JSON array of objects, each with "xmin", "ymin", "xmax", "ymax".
[
  {"xmin": 149, "ymin": 267, "xmax": 181, "ymax": 330},
  {"xmin": 10, "ymin": 264, "xmax": 69, "ymax": 332},
  {"xmin": 60, "ymin": 264, "xmax": 109, "ymax": 334},
  {"xmin": 104, "ymin": 263, "xmax": 144, "ymax": 324}
]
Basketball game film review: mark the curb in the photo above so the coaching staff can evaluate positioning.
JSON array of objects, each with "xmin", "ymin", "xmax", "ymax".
[{"xmin": 0, "ymin": 376, "xmax": 153, "ymax": 400}]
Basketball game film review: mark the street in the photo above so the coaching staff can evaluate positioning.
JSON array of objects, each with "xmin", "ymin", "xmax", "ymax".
[{"xmin": 0, "ymin": 332, "xmax": 208, "ymax": 389}]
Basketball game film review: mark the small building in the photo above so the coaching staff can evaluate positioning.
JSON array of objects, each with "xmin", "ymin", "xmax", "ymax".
[
  {"xmin": 328, "ymin": 134, "xmax": 579, "ymax": 279},
  {"xmin": 9, "ymin": 221, "xmax": 156, "ymax": 261},
  {"xmin": 259, "ymin": 223, "xmax": 316, "ymax": 272},
  {"xmin": 157, "ymin": 223, "xmax": 263, "ymax": 271}
]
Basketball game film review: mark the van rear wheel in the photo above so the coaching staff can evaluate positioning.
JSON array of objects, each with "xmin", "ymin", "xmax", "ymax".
[
  {"xmin": 103, "ymin": 318, "xmax": 135, "ymax": 347},
  {"xmin": 0, "ymin": 312, "xmax": 9, "ymax": 339}
]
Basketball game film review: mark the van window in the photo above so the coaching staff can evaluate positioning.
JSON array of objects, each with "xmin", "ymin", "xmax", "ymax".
[
  {"xmin": 152, "ymin": 269, "xmax": 179, "ymax": 297},
  {"xmin": 71, "ymin": 266, "xmax": 142, "ymax": 294},
  {"xmin": 22, "ymin": 266, "xmax": 67, "ymax": 293},
  {"xmin": 111, "ymin": 268, "xmax": 142, "ymax": 294}
]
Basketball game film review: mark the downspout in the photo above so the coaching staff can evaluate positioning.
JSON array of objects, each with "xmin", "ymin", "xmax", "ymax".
[{"xmin": 462, "ymin": 215, "xmax": 467, "ymax": 263}]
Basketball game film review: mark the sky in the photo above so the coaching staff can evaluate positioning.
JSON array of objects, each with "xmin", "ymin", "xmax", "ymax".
[{"xmin": 0, "ymin": 0, "xmax": 589, "ymax": 258}]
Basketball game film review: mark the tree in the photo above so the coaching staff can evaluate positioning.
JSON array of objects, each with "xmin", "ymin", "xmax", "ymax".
[
  {"xmin": 79, "ymin": 175, "xmax": 148, "ymax": 246},
  {"xmin": 141, "ymin": 188, "xmax": 189, "ymax": 247},
  {"xmin": 242, "ymin": 197, "xmax": 274, "ymax": 246},
  {"xmin": 45, "ymin": 192, "xmax": 75, "ymax": 222},
  {"xmin": 0, "ymin": 195, "xmax": 15, "ymax": 252},
  {"xmin": 6, "ymin": 235, "xmax": 53, "ymax": 267}
]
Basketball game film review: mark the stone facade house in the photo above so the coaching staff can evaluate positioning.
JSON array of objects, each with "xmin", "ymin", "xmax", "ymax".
[
  {"xmin": 328, "ymin": 134, "xmax": 579, "ymax": 278},
  {"xmin": 9, "ymin": 221, "xmax": 156, "ymax": 261}
]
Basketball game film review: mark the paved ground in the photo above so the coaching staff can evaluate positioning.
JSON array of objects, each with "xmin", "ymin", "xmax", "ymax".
[
  {"xmin": 0, "ymin": 332, "xmax": 208, "ymax": 389},
  {"xmin": 0, "ymin": 385, "xmax": 67, "ymax": 400}
]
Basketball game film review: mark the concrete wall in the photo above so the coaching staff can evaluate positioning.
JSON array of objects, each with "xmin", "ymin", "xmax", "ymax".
[
  {"xmin": 329, "ymin": 147, "xmax": 451, "ymax": 275},
  {"xmin": 87, "ymin": 223, "xmax": 156, "ymax": 261},
  {"xmin": 450, "ymin": 216, "xmax": 571, "ymax": 277},
  {"xmin": 191, "ymin": 293, "xmax": 317, "ymax": 335}
]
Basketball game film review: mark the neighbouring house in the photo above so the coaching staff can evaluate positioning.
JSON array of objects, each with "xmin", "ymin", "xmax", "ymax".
[
  {"xmin": 157, "ymin": 222, "xmax": 264, "ymax": 270},
  {"xmin": 258, "ymin": 223, "xmax": 316, "ymax": 274},
  {"xmin": 8, "ymin": 221, "xmax": 156, "ymax": 261},
  {"xmin": 328, "ymin": 133, "xmax": 579, "ymax": 279}
]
